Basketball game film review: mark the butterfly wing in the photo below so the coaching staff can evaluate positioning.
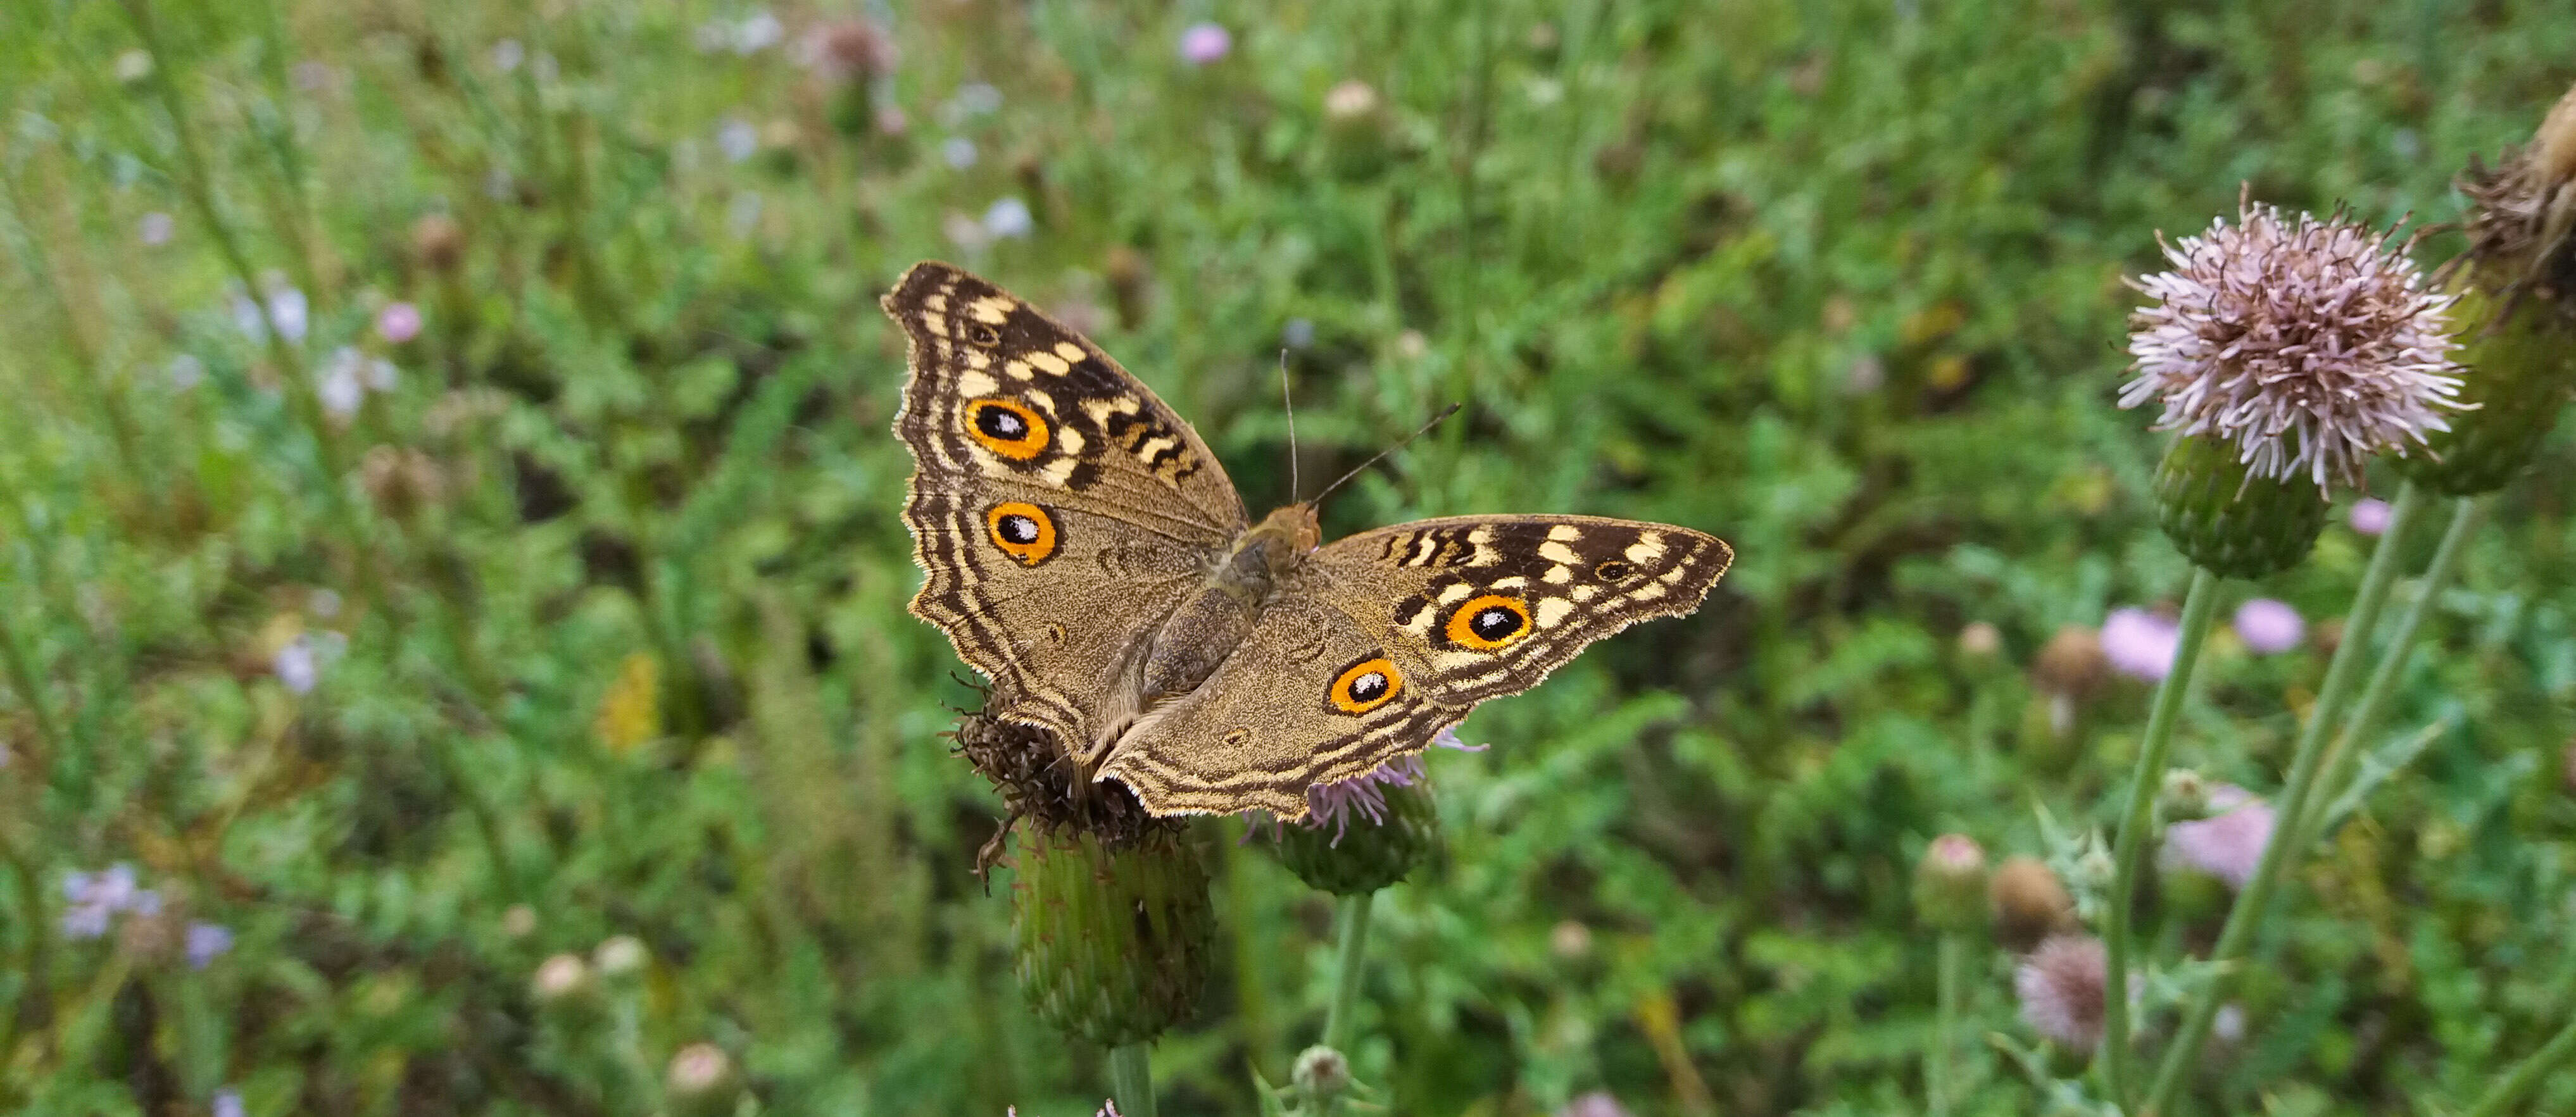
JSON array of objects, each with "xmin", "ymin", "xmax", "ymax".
[
  {"xmin": 884, "ymin": 262, "xmax": 1247, "ymax": 752},
  {"xmin": 1097, "ymin": 515, "xmax": 1730, "ymax": 819}
]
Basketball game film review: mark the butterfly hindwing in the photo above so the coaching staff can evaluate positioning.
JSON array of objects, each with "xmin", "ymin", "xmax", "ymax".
[{"xmin": 1309, "ymin": 515, "xmax": 1733, "ymax": 705}]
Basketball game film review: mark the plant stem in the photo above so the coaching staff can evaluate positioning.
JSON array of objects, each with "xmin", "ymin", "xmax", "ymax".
[
  {"xmin": 2461, "ymin": 1014, "xmax": 2576, "ymax": 1117},
  {"xmin": 2144, "ymin": 484, "xmax": 2424, "ymax": 1114},
  {"xmin": 1930, "ymin": 930, "xmax": 1970, "ymax": 1117},
  {"xmin": 1107, "ymin": 1042, "xmax": 1157, "ymax": 1117},
  {"xmin": 2294, "ymin": 489, "xmax": 2485, "ymax": 851},
  {"xmin": 1322, "ymin": 891, "xmax": 1376, "ymax": 1054},
  {"xmin": 2098, "ymin": 565, "xmax": 2222, "ymax": 1103}
]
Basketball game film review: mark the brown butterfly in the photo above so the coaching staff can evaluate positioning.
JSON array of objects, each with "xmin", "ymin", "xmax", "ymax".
[{"xmin": 884, "ymin": 262, "xmax": 1731, "ymax": 820}]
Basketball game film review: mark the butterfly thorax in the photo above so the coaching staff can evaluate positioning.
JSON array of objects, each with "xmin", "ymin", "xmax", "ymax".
[{"xmin": 1131, "ymin": 503, "xmax": 1322, "ymax": 711}]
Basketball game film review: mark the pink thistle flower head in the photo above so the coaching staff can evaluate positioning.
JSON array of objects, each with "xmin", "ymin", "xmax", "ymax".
[
  {"xmin": 2015, "ymin": 934, "xmax": 2111, "ymax": 1051},
  {"xmin": 1178, "ymin": 22, "xmax": 1231, "ymax": 65},
  {"xmin": 2123, "ymin": 192, "xmax": 2464, "ymax": 489},
  {"xmin": 2101, "ymin": 607, "xmax": 2180, "ymax": 681},
  {"xmin": 2161, "ymin": 784, "xmax": 2275, "ymax": 889},
  {"xmin": 377, "ymin": 302, "xmax": 422, "ymax": 344},
  {"xmin": 2233, "ymin": 597, "xmax": 2305, "ymax": 654},
  {"xmin": 2349, "ymin": 497, "xmax": 2394, "ymax": 535}
]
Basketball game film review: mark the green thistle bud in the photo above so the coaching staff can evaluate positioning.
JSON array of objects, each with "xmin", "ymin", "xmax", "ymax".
[
  {"xmin": 2396, "ymin": 277, "xmax": 2576, "ymax": 495},
  {"xmin": 1276, "ymin": 763, "xmax": 1441, "ymax": 897},
  {"xmin": 1913, "ymin": 833, "xmax": 1990, "ymax": 933},
  {"xmin": 2154, "ymin": 434, "xmax": 2327, "ymax": 579},
  {"xmin": 1012, "ymin": 825, "xmax": 1215, "ymax": 1046}
]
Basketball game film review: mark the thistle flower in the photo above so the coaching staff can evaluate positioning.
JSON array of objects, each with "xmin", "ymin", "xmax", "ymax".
[
  {"xmin": 2160, "ymin": 783, "xmax": 2275, "ymax": 890},
  {"xmin": 2349, "ymin": 496, "xmax": 2394, "ymax": 536},
  {"xmin": 2232, "ymin": 598, "xmax": 2305, "ymax": 654},
  {"xmin": 377, "ymin": 302, "xmax": 422, "ymax": 344},
  {"xmin": 1177, "ymin": 22, "xmax": 1231, "ymax": 66},
  {"xmin": 2015, "ymin": 934, "xmax": 2112, "ymax": 1052},
  {"xmin": 2100, "ymin": 608, "xmax": 2179, "ymax": 682},
  {"xmin": 1557, "ymin": 1092, "xmax": 1633, "ymax": 1117},
  {"xmin": 666, "ymin": 1042, "xmax": 741, "ymax": 1116},
  {"xmin": 2124, "ymin": 194, "xmax": 2463, "ymax": 490}
]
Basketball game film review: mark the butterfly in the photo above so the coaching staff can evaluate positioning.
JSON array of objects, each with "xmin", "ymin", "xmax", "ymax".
[{"xmin": 884, "ymin": 262, "xmax": 1731, "ymax": 820}]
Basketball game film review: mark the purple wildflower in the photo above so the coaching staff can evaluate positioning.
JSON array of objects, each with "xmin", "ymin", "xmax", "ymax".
[
  {"xmin": 185, "ymin": 921, "xmax": 235, "ymax": 969},
  {"xmin": 2101, "ymin": 607, "xmax": 2180, "ymax": 682},
  {"xmin": 2016, "ymin": 934, "xmax": 2112, "ymax": 1051},
  {"xmin": 273, "ymin": 636, "xmax": 318, "ymax": 694},
  {"xmin": 139, "ymin": 211, "xmax": 175, "ymax": 246},
  {"xmin": 61, "ymin": 864, "xmax": 151, "ymax": 940},
  {"xmin": 213, "ymin": 1090, "xmax": 244, "ymax": 1117},
  {"xmin": 2233, "ymin": 598, "xmax": 2305, "ymax": 654},
  {"xmin": 377, "ymin": 302, "xmax": 422, "ymax": 344},
  {"xmin": 1558, "ymin": 1092, "xmax": 1631, "ymax": 1117},
  {"xmin": 2161, "ymin": 784, "xmax": 2275, "ymax": 889},
  {"xmin": 2350, "ymin": 497, "xmax": 2394, "ymax": 536},
  {"xmin": 1178, "ymin": 22, "xmax": 1231, "ymax": 65}
]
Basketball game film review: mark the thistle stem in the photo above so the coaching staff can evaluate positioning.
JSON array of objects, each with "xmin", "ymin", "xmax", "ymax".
[
  {"xmin": 2294, "ymin": 489, "xmax": 2485, "ymax": 851},
  {"xmin": 2098, "ymin": 565, "xmax": 2222, "ymax": 1103},
  {"xmin": 2144, "ymin": 484, "xmax": 2424, "ymax": 1114},
  {"xmin": 1930, "ymin": 931, "xmax": 1969, "ymax": 1117},
  {"xmin": 2461, "ymin": 1014, "xmax": 2576, "ymax": 1117},
  {"xmin": 1107, "ymin": 1042, "xmax": 1156, "ymax": 1117},
  {"xmin": 1323, "ymin": 890, "xmax": 1376, "ymax": 1054}
]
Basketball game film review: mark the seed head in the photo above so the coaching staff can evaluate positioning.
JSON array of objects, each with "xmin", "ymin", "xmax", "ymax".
[{"xmin": 2125, "ymin": 193, "xmax": 2463, "ymax": 489}]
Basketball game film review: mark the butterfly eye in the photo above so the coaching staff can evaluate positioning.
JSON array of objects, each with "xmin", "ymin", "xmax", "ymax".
[
  {"xmin": 1445, "ymin": 594, "xmax": 1532, "ymax": 651},
  {"xmin": 1330, "ymin": 656, "xmax": 1402, "ymax": 715},
  {"xmin": 965, "ymin": 322, "xmax": 1002, "ymax": 347},
  {"xmin": 984, "ymin": 502, "xmax": 1059, "ymax": 565},
  {"xmin": 964, "ymin": 398, "xmax": 1051, "ymax": 461},
  {"xmin": 1593, "ymin": 559, "xmax": 1633, "ymax": 582}
]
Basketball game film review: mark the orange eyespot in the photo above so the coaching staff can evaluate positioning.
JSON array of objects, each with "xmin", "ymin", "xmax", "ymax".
[
  {"xmin": 1445, "ymin": 594, "xmax": 1532, "ymax": 651},
  {"xmin": 985, "ymin": 502, "xmax": 1059, "ymax": 565},
  {"xmin": 964, "ymin": 397, "xmax": 1050, "ymax": 461},
  {"xmin": 1330, "ymin": 657, "xmax": 1402, "ymax": 715}
]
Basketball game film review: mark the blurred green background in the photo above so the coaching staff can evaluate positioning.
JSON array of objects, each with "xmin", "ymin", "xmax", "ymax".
[{"xmin": 4, "ymin": 1, "xmax": 2575, "ymax": 1113}]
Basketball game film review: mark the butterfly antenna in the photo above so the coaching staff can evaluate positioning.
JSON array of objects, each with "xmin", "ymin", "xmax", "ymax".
[
  {"xmin": 1279, "ymin": 348, "xmax": 1300, "ymax": 502},
  {"xmin": 1309, "ymin": 402, "xmax": 1463, "ymax": 509}
]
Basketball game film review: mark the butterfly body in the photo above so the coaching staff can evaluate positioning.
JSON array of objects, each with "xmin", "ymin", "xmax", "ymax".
[{"xmin": 886, "ymin": 262, "xmax": 1731, "ymax": 820}]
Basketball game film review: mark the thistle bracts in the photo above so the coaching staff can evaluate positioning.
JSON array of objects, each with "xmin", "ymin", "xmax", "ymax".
[
  {"xmin": 1276, "ymin": 777, "xmax": 1440, "ymax": 897},
  {"xmin": 2152, "ymin": 434, "xmax": 2328, "ymax": 579},
  {"xmin": 2400, "ymin": 92, "xmax": 2576, "ymax": 496},
  {"xmin": 1012, "ymin": 825, "xmax": 1216, "ymax": 1047}
]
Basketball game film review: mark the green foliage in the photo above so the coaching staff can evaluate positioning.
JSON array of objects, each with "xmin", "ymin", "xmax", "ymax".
[{"xmin": 1, "ymin": 0, "xmax": 2573, "ymax": 1113}]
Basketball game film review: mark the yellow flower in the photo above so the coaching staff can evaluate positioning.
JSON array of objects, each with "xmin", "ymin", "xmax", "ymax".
[{"xmin": 594, "ymin": 652, "xmax": 661, "ymax": 755}]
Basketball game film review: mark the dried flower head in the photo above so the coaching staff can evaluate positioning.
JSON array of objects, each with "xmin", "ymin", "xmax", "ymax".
[
  {"xmin": 2016, "ymin": 934, "xmax": 2111, "ymax": 1051},
  {"xmin": 2030, "ymin": 625, "xmax": 2109, "ymax": 697},
  {"xmin": 2458, "ymin": 83, "xmax": 2576, "ymax": 303},
  {"xmin": 1989, "ymin": 854, "xmax": 2077, "ymax": 952},
  {"xmin": 2125, "ymin": 192, "xmax": 2463, "ymax": 488}
]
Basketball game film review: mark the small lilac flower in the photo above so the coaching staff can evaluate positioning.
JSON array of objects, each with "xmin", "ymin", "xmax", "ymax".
[
  {"xmin": 213, "ymin": 1089, "xmax": 244, "ymax": 1117},
  {"xmin": 2233, "ymin": 598, "xmax": 2304, "ymax": 654},
  {"xmin": 2350, "ymin": 497, "xmax": 2393, "ymax": 536},
  {"xmin": 952, "ymin": 82, "xmax": 1002, "ymax": 116},
  {"xmin": 1178, "ymin": 22, "xmax": 1231, "ymax": 65},
  {"xmin": 731, "ymin": 11, "xmax": 783, "ymax": 54},
  {"xmin": 2101, "ymin": 607, "xmax": 2180, "ymax": 682},
  {"xmin": 1304, "ymin": 752, "xmax": 1426, "ymax": 842},
  {"xmin": 265, "ymin": 284, "xmax": 308, "ymax": 344},
  {"xmin": 317, "ymin": 351, "xmax": 367, "ymax": 418},
  {"xmin": 717, "ymin": 118, "xmax": 759, "ymax": 163},
  {"xmin": 167, "ymin": 354, "xmax": 206, "ymax": 390},
  {"xmin": 273, "ymin": 637, "xmax": 318, "ymax": 694},
  {"xmin": 491, "ymin": 39, "xmax": 525, "ymax": 73},
  {"xmin": 377, "ymin": 302, "xmax": 422, "ymax": 344},
  {"xmin": 138, "ymin": 211, "xmax": 175, "ymax": 246},
  {"xmin": 61, "ymin": 864, "xmax": 144, "ymax": 939},
  {"xmin": 1282, "ymin": 318, "xmax": 1316, "ymax": 349},
  {"xmin": 983, "ymin": 196, "xmax": 1034, "ymax": 239},
  {"xmin": 2161, "ymin": 785, "xmax": 2274, "ymax": 889},
  {"xmin": 875, "ymin": 106, "xmax": 908, "ymax": 135},
  {"xmin": 941, "ymin": 136, "xmax": 979, "ymax": 169},
  {"xmin": 185, "ymin": 921, "xmax": 236, "ymax": 969},
  {"xmin": 1557, "ymin": 1093, "xmax": 1631, "ymax": 1117},
  {"xmin": 726, "ymin": 191, "xmax": 763, "ymax": 236}
]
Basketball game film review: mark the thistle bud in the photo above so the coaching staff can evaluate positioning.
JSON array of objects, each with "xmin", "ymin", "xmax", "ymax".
[
  {"xmin": 2159, "ymin": 767, "xmax": 2212, "ymax": 821},
  {"xmin": 531, "ymin": 952, "xmax": 595, "ymax": 1009},
  {"xmin": 1913, "ymin": 833, "xmax": 1989, "ymax": 933},
  {"xmin": 412, "ymin": 213, "xmax": 464, "ymax": 273},
  {"xmin": 1012, "ymin": 825, "xmax": 1214, "ymax": 1046},
  {"xmin": 2014, "ymin": 934, "xmax": 2110, "ymax": 1052},
  {"xmin": 1275, "ymin": 758, "xmax": 1440, "ymax": 897},
  {"xmin": 2030, "ymin": 626, "xmax": 2108, "ymax": 699},
  {"xmin": 2394, "ymin": 278, "xmax": 2574, "ymax": 495},
  {"xmin": 1292, "ymin": 1044, "xmax": 1353, "ymax": 1099},
  {"xmin": 1321, "ymin": 79, "xmax": 1391, "ymax": 181},
  {"xmin": 2153, "ymin": 434, "xmax": 2328, "ymax": 578},
  {"xmin": 1989, "ymin": 855, "xmax": 2077, "ymax": 953},
  {"xmin": 593, "ymin": 934, "xmax": 648, "ymax": 983},
  {"xmin": 665, "ymin": 1042, "xmax": 742, "ymax": 1117}
]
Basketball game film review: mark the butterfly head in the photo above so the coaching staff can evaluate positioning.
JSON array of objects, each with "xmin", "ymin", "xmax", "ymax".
[{"xmin": 1252, "ymin": 502, "xmax": 1323, "ymax": 554}]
